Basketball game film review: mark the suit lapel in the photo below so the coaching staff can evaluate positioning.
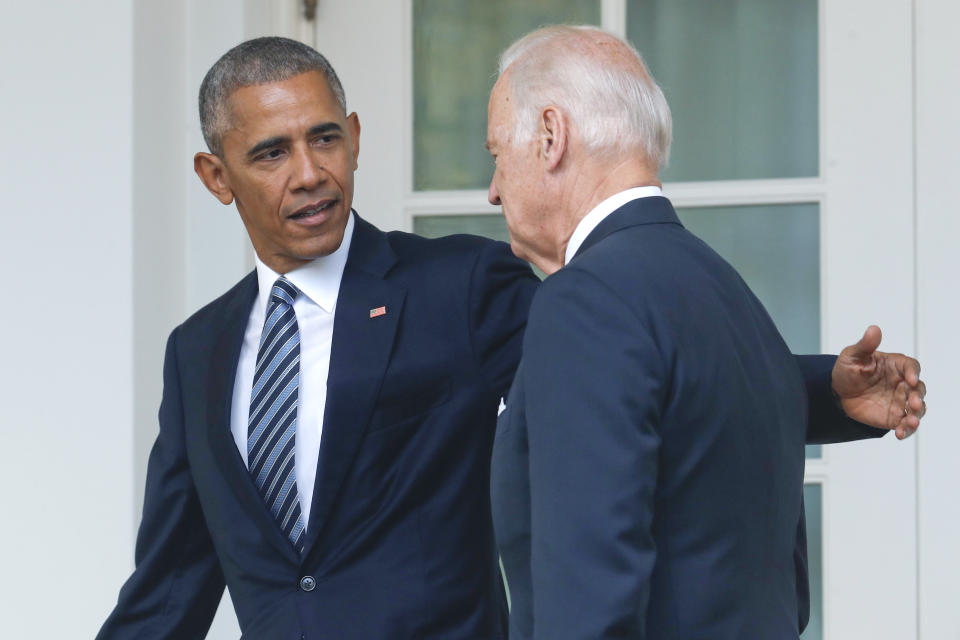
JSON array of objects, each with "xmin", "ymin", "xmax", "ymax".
[
  {"xmin": 206, "ymin": 271, "xmax": 301, "ymax": 562},
  {"xmin": 303, "ymin": 216, "xmax": 406, "ymax": 554}
]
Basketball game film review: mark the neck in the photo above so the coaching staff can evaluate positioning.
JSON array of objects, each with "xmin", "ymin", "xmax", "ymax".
[{"xmin": 553, "ymin": 155, "xmax": 659, "ymax": 263}]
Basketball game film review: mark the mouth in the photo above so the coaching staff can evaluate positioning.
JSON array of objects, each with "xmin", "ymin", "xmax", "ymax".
[{"xmin": 288, "ymin": 199, "xmax": 338, "ymax": 222}]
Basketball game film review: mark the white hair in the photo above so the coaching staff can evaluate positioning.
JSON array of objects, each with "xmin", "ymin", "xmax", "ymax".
[{"xmin": 498, "ymin": 25, "xmax": 672, "ymax": 169}]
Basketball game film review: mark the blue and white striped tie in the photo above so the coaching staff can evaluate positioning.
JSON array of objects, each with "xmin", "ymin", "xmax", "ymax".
[{"xmin": 248, "ymin": 276, "xmax": 306, "ymax": 553}]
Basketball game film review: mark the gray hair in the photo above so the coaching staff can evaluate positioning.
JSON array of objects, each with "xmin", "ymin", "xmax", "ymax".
[
  {"xmin": 199, "ymin": 36, "xmax": 346, "ymax": 156},
  {"xmin": 498, "ymin": 25, "xmax": 672, "ymax": 169}
]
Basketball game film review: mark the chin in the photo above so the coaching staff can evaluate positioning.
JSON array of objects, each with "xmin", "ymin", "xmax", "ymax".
[
  {"xmin": 507, "ymin": 237, "xmax": 532, "ymax": 262},
  {"xmin": 303, "ymin": 236, "xmax": 345, "ymax": 259}
]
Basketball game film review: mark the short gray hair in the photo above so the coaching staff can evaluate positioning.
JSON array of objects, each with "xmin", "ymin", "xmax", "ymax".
[
  {"xmin": 199, "ymin": 36, "xmax": 346, "ymax": 156},
  {"xmin": 499, "ymin": 25, "xmax": 672, "ymax": 169}
]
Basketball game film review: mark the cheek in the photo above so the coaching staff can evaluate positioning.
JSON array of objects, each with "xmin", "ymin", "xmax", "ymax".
[
  {"xmin": 341, "ymin": 162, "xmax": 356, "ymax": 190},
  {"xmin": 502, "ymin": 207, "xmax": 527, "ymax": 239},
  {"xmin": 326, "ymin": 155, "xmax": 355, "ymax": 191},
  {"xmin": 245, "ymin": 188, "xmax": 286, "ymax": 229}
]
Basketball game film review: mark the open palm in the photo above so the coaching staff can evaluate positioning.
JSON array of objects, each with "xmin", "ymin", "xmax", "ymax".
[{"xmin": 832, "ymin": 325, "xmax": 926, "ymax": 439}]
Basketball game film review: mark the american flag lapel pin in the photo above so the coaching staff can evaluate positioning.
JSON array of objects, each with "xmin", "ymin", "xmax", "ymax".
[{"xmin": 369, "ymin": 305, "xmax": 387, "ymax": 319}]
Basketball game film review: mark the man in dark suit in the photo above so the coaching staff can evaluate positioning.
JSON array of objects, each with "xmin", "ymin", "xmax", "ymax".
[
  {"xmin": 99, "ymin": 35, "xmax": 922, "ymax": 640},
  {"xmin": 486, "ymin": 26, "xmax": 926, "ymax": 639},
  {"xmin": 97, "ymin": 37, "xmax": 537, "ymax": 639}
]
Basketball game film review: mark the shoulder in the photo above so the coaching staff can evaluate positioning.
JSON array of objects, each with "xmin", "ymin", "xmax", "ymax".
[
  {"xmin": 176, "ymin": 270, "xmax": 256, "ymax": 338},
  {"xmin": 532, "ymin": 262, "xmax": 628, "ymax": 319},
  {"xmin": 577, "ymin": 219, "xmax": 701, "ymax": 272},
  {"xmin": 383, "ymin": 230, "xmax": 534, "ymax": 296},
  {"xmin": 526, "ymin": 266, "xmax": 631, "ymax": 353},
  {"xmin": 384, "ymin": 230, "xmax": 516, "ymax": 269},
  {"xmin": 568, "ymin": 220, "xmax": 737, "ymax": 307},
  {"xmin": 526, "ymin": 250, "xmax": 666, "ymax": 356},
  {"xmin": 353, "ymin": 213, "xmax": 527, "ymax": 278}
]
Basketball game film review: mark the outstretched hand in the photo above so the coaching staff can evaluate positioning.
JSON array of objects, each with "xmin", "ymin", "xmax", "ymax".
[{"xmin": 832, "ymin": 325, "xmax": 927, "ymax": 439}]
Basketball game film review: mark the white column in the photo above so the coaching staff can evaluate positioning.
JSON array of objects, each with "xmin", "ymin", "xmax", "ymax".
[
  {"xmin": 131, "ymin": 2, "xmax": 252, "ymax": 638},
  {"xmin": 132, "ymin": 0, "xmax": 189, "ymax": 527},
  {"xmin": 915, "ymin": 0, "xmax": 960, "ymax": 636},
  {"xmin": 821, "ymin": 0, "xmax": 917, "ymax": 637}
]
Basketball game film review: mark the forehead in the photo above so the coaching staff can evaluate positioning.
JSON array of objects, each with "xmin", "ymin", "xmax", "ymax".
[
  {"xmin": 225, "ymin": 70, "xmax": 343, "ymax": 134},
  {"xmin": 486, "ymin": 77, "xmax": 513, "ymax": 144}
]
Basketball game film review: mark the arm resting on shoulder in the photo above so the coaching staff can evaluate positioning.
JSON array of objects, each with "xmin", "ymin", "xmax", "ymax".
[{"xmin": 469, "ymin": 240, "xmax": 539, "ymax": 398}]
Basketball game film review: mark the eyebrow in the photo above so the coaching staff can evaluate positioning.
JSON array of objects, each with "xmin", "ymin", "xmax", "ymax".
[
  {"xmin": 308, "ymin": 122, "xmax": 343, "ymax": 138},
  {"xmin": 246, "ymin": 122, "xmax": 345, "ymax": 159},
  {"xmin": 246, "ymin": 136, "xmax": 288, "ymax": 160}
]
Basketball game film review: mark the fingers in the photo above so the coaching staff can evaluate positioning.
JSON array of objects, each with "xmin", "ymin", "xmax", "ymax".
[
  {"xmin": 843, "ymin": 325, "xmax": 883, "ymax": 363},
  {"xmin": 918, "ymin": 379, "xmax": 927, "ymax": 398},
  {"xmin": 895, "ymin": 408, "xmax": 920, "ymax": 439},
  {"xmin": 908, "ymin": 386, "xmax": 926, "ymax": 418},
  {"xmin": 896, "ymin": 422, "xmax": 918, "ymax": 440},
  {"xmin": 895, "ymin": 354, "xmax": 922, "ymax": 387},
  {"xmin": 896, "ymin": 384, "xmax": 927, "ymax": 439}
]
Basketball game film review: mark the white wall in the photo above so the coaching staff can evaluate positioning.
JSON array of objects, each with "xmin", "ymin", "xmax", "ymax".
[
  {"xmin": 0, "ymin": 2, "xmax": 135, "ymax": 637},
  {"xmin": 0, "ymin": 1, "xmax": 250, "ymax": 637}
]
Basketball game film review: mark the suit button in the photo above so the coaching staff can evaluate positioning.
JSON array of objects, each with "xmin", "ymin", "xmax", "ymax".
[{"xmin": 299, "ymin": 576, "xmax": 316, "ymax": 592}]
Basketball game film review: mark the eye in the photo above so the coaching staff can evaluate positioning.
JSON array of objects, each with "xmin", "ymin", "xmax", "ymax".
[
  {"xmin": 313, "ymin": 133, "xmax": 340, "ymax": 146},
  {"xmin": 254, "ymin": 148, "xmax": 285, "ymax": 162}
]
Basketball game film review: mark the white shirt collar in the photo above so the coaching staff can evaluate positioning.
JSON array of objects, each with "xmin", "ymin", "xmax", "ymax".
[
  {"xmin": 254, "ymin": 211, "xmax": 355, "ymax": 315},
  {"xmin": 563, "ymin": 186, "xmax": 663, "ymax": 266}
]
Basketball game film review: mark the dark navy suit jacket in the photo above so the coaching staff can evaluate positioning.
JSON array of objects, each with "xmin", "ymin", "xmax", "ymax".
[
  {"xmin": 98, "ymin": 215, "xmax": 538, "ymax": 639},
  {"xmin": 491, "ymin": 197, "xmax": 881, "ymax": 640}
]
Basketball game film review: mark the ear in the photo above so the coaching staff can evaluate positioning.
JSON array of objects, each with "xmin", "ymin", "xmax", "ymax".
[
  {"xmin": 538, "ymin": 106, "xmax": 567, "ymax": 171},
  {"xmin": 347, "ymin": 112, "xmax": 361, "ymax": 170},
  {"xmin": 194, "ymin": 152, "xmax": 235, "ymax": 205}
]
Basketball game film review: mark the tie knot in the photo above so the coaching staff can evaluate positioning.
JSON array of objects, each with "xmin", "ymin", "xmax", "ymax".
[{"xmin": 271, "ymin": 276, "xmax": 299, "ymax": 306}]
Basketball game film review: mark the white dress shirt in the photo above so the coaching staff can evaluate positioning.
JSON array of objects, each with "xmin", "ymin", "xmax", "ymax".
[
  {"xmin": 564, "ymin": 186, "xmax": 663, "ymax": 266},
  {"xmin": 230, "ymin": 212, "xmax": 355, "ymax": 531}
]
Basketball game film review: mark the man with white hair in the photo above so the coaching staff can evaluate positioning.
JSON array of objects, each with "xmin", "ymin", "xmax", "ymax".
[{"xmin": 488, "ymin": 25, "xmax": 926, "ymax": 639}]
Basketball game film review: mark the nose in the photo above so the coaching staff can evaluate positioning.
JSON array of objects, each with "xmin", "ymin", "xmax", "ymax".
[
  {"xmin": 488, "ymin": 178, "xmax": 501, "ymax": 206},
  {"xmin": 290, "ymin": 145, "xmax": 325, "ymax": 191}
]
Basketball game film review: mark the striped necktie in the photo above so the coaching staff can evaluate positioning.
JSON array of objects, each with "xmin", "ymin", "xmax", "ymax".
[{"xmin": 248, "ymin": 276, "xmax": 306, "ymax": 552}]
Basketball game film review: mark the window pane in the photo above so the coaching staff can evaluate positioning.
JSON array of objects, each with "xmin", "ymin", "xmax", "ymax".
[
  {"xmin": 413, "ymin": 0, "xmax": 600, "ymax": 191},
  {"xmin": 801, "ymin": 483, "xmax": 823, "ymax": 640},
  {"xmin": 677, "ymin": 204, "xmax": 819, "ymax": 353},
  {"xmin": 627, "ymin": 0, "xmax": 818, "ymax": 181}
]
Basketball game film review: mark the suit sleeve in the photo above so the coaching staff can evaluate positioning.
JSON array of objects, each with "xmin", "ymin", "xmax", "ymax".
[
  {"xmin": 97, "ymin": 328, "xmax": 225, "ymax": 639},
  {"xmin": 468, "ymin": 240, "xmax": 539, "ymax": 399},
  {"xmin": 523, "ymin": 268, "xmax": 663, "ymax": 640},
  {"xmin": 795, "ymin": 354, "xmax": 886, "ymax": 444}
]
